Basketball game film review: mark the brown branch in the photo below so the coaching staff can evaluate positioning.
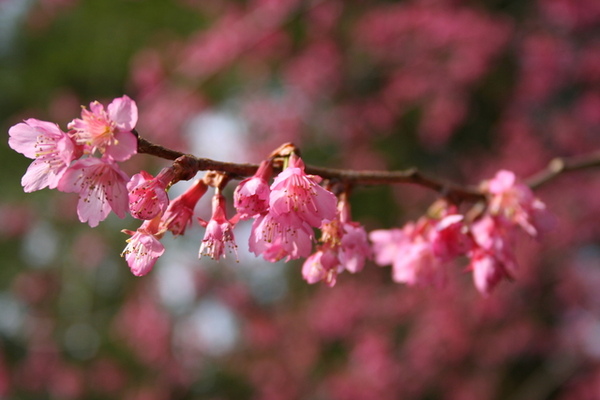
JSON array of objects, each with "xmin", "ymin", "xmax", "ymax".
[
  {"xmin": 137, "ymin": 136, "xmax": 484, "ymax": 202},
  {"xmin": 137, "ymin": 135, "xmax": 600, "ymax": 203},
  {"xmin": 526, "ymin": 151, "xmax": 600, "ymax": 189}
]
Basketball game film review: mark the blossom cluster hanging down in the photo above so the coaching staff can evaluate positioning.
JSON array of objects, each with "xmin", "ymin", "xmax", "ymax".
[{"xmin": 8, "ymin": 95, "xmax": 553, "ymax": 294}]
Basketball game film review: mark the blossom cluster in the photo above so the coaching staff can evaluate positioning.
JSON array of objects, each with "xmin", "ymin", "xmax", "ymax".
[
  {"xmin": 8, "ymin": 96, "xmax": 551, "ymax": 294},
  {"xmin": 370, "ymin": 170, "xmax": 553, "ymax": 294}
]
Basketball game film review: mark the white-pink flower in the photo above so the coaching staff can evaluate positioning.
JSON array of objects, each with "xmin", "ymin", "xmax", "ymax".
[
  {"xmin": 199, "ymin": 193, "xmax": 237, "ymax": 260},
  {"xmin": 269, "ymin": 153, "xmax": 337, "ymax": 228},
  {"xmin": 8, "ymin": 118, "xmax": 79, "ymax": 192},
  {"xmin": 57, "ymin": 157, "xmax": 129, "ymax": 227},
  {"xmin": 69, "ymin": 95, "xmax": 138, "ymax": 161},
  {"xmin": 122, "ymin": 217, "xmax": 165, "ymax": 276},
  {"xmin": 234, "ymin": 160, "xmax": 272, "ymax": 220},
  {"xmin": 127, "ymin": 168, "xmax": 176, "ymax": 220}
]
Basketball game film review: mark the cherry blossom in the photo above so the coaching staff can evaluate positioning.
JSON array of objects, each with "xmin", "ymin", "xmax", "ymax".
[
  {"xmin": 57, "ymin": 157, "xmax": 129, "ymax": 227},
  {"xmin": 161, "ymin": 179, "xmax": 208, "ymax": 236},
  {"xmin": 121, "ymin": 216, "xmax": 165, "ymax": 276},
  {"xmin": 269, "ymin": 153, "xmax": 337, "ymax": 228},
  {"xmin": 127, "ymin": 167, "xmax": 176, "ymax": 220},
  {"xmin": 430, "ymin": 214, "xmax": 473, "ymax": 262},
  {"xmin": 370, "ymin": 219, "xmax": 446, "ymax": 287},
  {"xmin": 302, "ymin": 248, "xmax": 340, "ymax": 287},
  {"xmin": 468, "ymin": 215, "xmax": 517, "ymax": 294},
  {"xmin": 68, "ymin": 95, "xmax": 138, "ymax": 161},
  {"xmin": 198, "ymin": 192, "xmax": 238, "ymax": 260},
  {"xmin": 303, "ymin": 196, "xmax": 371, "ymax": 286},
  {"xmin": 485, "ymin": 169, "xmax": 552, "ymax": 237},
  {"xmin": 234, "ymin": 160, "xmax": 272, "ymax": 220},
  {"xmin": 8, "ymin": 118, "xmax": 79, "ymax": 192},
  {"xmin": 249, "ymin": 212, "xmax": 314, "ymax": 262}
]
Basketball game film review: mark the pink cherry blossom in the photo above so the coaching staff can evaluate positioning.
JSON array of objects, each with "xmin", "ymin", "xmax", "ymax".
[
  {"xmin": 369, "ymin": 228, "xmax": 406, "ymax": 266},
  {"xmin": 68, "ymin": 95, "xmax": 138, "ymax": 161},
  {"xmin": 269, "ymin": 153, "xmax": 337, "ymax": 228},
  {"xmin": 430, "ymin": 214, "xmax": 473, "ymax": 262},
  {"xmin": 57, "ymin": 157, "xmax": 129, "ymax": 227},
  {"xmin": 161, "ymin": 179, "xmax": 208, "ymax": 236},
  {"xmin": 127, "ymin": 167, "xmax": 176, "ymax": 220},
  {"xmin": 121, "ymin": 216, "xmax": 165, "ymax": 276},
  {"xmin": 302, "ymin": 249, "xmax": 341, "ymax": 287},
  {"xmin": 469, "ymin": 248, "xmax": 512, "ymax": 296},
  {"xmin": 370, "ymin": 220, "xmax": 446, "ymax": 287},
  {"xmin": 467, "ymin": 215, "xmax": 517, "ymax": 294},
  {"xmin": 8, "ymin": 118, "xmax": 79, "ymax": 192},
  {"xmin": 337, "ymin": 196, "xmax": 371, "ymax": 274},
  {"xmin": 234, "ymin": 160, "xmax": 272, "ymax": 220},
  {"xmin": 339, "ymin": 223, "xmax": 371, "ymax": 274},
  {"xmin": 249, "ymin": 212, "xmax": 314, "ymax": 262},
  {"xmin": 198, "ymin": 193, "xmax": 237, "ymax": 260},
  {"xmin": 303, "ymin": 197, "xmax": 371, "ymax": 286},
  {"xmin": 485, "ymin": 169, "xmax": 553, "ymax": 237}
]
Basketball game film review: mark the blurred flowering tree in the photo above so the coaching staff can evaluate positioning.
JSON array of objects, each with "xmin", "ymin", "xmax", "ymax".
[{"xmin": 3, "ymin": 0, "xmax": 600, "ymax": 399}]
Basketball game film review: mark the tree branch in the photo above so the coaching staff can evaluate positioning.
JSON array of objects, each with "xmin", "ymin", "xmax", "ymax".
[{"xmin": 137, "ymin": 135, "xmax": 600, "ymax": 203}]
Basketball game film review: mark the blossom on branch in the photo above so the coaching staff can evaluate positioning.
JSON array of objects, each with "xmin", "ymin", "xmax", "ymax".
[
  {"xmin": 302, "ymin": 195, "xmax": 371, "ymax": 286},
  {"xmin": 198, "ymin": 192, "xmax": 238, "ymax": 261},
  {"xmin": 249, "ymin": 212, "xmax": 314, "ymax": 262},
  {"xmin": 269, "ymin": 153, "xmax": 337, "ymax": 228},
  {"xmin": 247, "ymin": 153, "xmax": 337, "ymax": 263},
  {"xmin": 8, "ymin": 118, "xmax": 79, "ymax": 192},
  {"xmin": 468, "ymin": 215, "xmax": 517, "ymax": 294},
  {"xmin": 234, "ymin": 159, "xmax": 272, "ymax": 220},
  {"xmin": 161, "ymin": 179, "xmax": 208, "ymax": 236},
  {"xmin": 122, "ymin": 216, "xmax": 165, "ymax": 276},
  {"xmin": 485, "ymin": 169, "xmax": 553, "ymax": 237},
  {"xmin": 69, "ymin": 95, "xmax": 138, "ymax": 161},
  {"xmin": 370, "ymin": 210, "xmax": 470, "ymax": 288},
  {"xmin": 127, "ymin": 168, "xmax": 176, "ymax": 220},
  {"xmin": 57, "ymin": 157, "xmax": 129, "ymax": 228}
]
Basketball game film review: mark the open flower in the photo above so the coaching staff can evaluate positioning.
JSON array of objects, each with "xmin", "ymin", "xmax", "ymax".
[
  {"xmin": 249, "ymin": 212, "xmax": 314, "ymax": 262},
  {"xmin": 485, "ymin": 169, "xmax": 553, "ymax": 237},
  {"xmin": 370, "ymin": 219, "xmax": 446, "ymax": 287},
  {"xmin": 467, "ymin": 215, "xmax": 517, "ymax": 295},
  {"xmin": 8, "ymin": 118, "xmax": 79, "ymax": 192},
  {"xmin": 57, "ymin": 157, "xmax": 129, "ymax": 227},
  {"xmin": 302, "ymin": 196, "xmax": 371, "ymax": 286},
  {"xmin": 269, "ymin": 153, "xmax": 337, "ymax": 228},
  {"xmin": 122, "ymin": 216, "xmax": 165, "ymax": 276},
  {"xmin": 69, "ymin": 95, "xmax": 138, "ymax": 161}
]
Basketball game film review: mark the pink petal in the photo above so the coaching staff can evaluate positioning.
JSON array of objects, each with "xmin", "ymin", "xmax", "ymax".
[{"xmin": 108, "ymin": 95, "xmax": 138, "ymax": 131}]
